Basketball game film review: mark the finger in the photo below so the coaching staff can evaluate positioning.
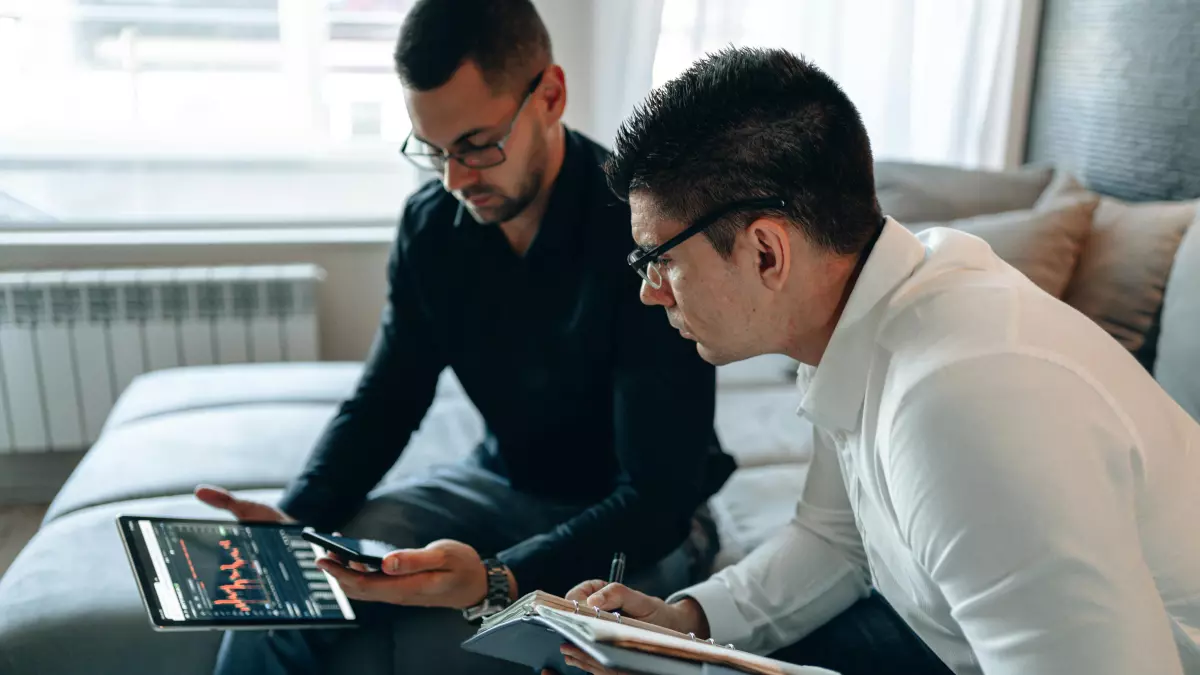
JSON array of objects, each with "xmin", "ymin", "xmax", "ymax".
[
  {"xmin": 565, "ymin": 579, "xmax": 608, "ymax": 604},
  {"xmin": 194, "ymin": 484, "xmax": 235, "ymax": 510},
  {"xmin": 317, "ymin": 559, "xmax": 367, "ymax": 596},
  {"xmin": 348, "ymin": 560, "xmax": 371, "ymax": 574},
  {"xmin": 587, "ymin": 583, "xmax": 659, "ymax": 616},
  {"xmin": 382, "ymin": 547, "xmax": 448, "ymax": 575},
  {"xmin": 562, "ymin": 650, "xmax": 620, "ymax": 675},
  {"xmin": 561, "ymin": 645, "xmax": 588, "ymax": 660}
]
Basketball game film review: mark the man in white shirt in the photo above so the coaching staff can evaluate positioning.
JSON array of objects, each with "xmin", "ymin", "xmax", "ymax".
[{"xmin": 558, "ymin": 46, "xmax": 1200, "ymax": 675}]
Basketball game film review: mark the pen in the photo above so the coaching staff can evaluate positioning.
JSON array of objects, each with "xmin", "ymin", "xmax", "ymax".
[{"xmin": 608, "ymin": 551, "xmax": 626, "ymax": 585}]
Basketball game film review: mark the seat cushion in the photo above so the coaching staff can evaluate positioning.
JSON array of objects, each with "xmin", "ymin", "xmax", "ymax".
[
  {"xmin": 0, "ymin": 490, "xmax": 281, "ymax": 675},
  {"xmin": 103, "ymin": 362, "xmax": 463, "ymax": 431},
  {"xmin": 1156, "ymin": 216, "xmax": 1200, "ymax": 422},
  {"xmin": 875, "ymin": 161, "xmax": 1054, "ymax": 223},
  {"xmin": 47, "ymin": 366, "xmax": 484, "ymax": 523}
]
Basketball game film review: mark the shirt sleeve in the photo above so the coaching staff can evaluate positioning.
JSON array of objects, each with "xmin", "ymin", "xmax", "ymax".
[
  {"xmin": 278, "ymin": 231, "xmax": 446, "ymax": 531},
  {"xmin": 888, "ymin": 352, "xmax": 1184, "ymax": 675},
  {"xmin": 667, "ymin": 425, "xmax": 871, "ymax": 654},
  {"xmin": 497, "ymin": 279, "xmax": 734, "ymax": 595}
]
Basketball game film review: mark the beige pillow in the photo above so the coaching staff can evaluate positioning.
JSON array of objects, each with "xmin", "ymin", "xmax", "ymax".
[
  {"xmin": 907, "ymin": 195, "xmax": 1099, "ymax": 298},
  {"xmin": 1039, "ymin": 171, "xmax": 1199, "ymax": 363}
]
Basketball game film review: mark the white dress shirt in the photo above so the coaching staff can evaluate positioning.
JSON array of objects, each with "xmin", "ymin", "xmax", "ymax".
[{"xmin": 672, "ymin": 218, "xmax": 1200, "ymax": 674}]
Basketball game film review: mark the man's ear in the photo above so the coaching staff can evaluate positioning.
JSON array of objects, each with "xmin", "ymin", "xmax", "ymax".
[
  {"xmin": 748, "ymin": 218, "xmax": 790, "ymax": 291},
  {"xmin": 538, "ymin": 65, "xmax": 567, "ymax": 124}
]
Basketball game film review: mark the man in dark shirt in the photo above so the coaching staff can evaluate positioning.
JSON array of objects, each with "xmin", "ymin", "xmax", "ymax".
[{"xmin": 195, "ymin": 1, "xmax": 734, "ymax": 673}]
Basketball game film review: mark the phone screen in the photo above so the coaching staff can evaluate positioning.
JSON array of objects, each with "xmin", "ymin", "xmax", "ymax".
[
  {"xmin": 304, "ymin": 532, "xmax": 395, "ymax": 570},
  {"xmin": 325, "ymin": 535, "xmax": 395, "ymax": 561}
]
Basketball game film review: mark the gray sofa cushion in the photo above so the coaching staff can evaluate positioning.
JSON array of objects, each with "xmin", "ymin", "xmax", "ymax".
[
  {"xmin": 1156, "ymin": 217, "xmax": 1200, "ymax": 422},
  {"xmin": 102, "ymin": 362, "xmax": 366, "ymax": 430},
  {"xmin": 47, "ymin": 366, "xmax": 484, "ymax": 523},
  {"xmin": 45, "ymin": 405, "xmax": 340, "ymax": 522},
  {"xmin": 875, "ymin": 161, "xmax": 1054, "ymax": 223}
]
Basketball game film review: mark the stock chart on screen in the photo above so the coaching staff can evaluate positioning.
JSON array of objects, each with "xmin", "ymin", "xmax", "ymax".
[{"xmin": 129, "ymin": 519, "xmax": 354, "ymax": 623}]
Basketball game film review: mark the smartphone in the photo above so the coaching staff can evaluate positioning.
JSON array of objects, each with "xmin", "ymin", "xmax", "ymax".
[{"xmin": 301, "ymin": 530, "xmax": 395, "ymax": 573}]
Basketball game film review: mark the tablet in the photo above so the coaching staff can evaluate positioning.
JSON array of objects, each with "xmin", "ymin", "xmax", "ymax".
[{"xmin": 117, "ymin": 515, "xmax": 357, "ymax": 631}]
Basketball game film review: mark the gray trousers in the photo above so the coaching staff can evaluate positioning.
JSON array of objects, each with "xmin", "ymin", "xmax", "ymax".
[{"xmin": 213, "ymin": 457, "xmax": 716, "ymax": 675}]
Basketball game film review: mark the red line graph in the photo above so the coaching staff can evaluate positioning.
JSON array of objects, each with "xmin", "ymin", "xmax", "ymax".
[
  {"xmin": 214, "ymin": 539, "xmax": 267, "ymax": 613},
  {"xmin": 179, "ymin": 538, "xmax": 198, "ymax": 580}
]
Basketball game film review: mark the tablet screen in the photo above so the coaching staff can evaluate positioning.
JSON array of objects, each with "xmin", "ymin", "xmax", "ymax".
[{"xmin": 118, "ymin": 516, "xmax": 356, "ymax": 629}]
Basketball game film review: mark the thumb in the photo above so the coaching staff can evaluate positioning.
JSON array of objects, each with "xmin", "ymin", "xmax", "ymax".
[
  {"xmin": 382, "ymin": 546, "xmax": 448, "ymax": 575},
  {"xmin": 195, "ymin": 484, "xmax": 236, "ymax": 510},
  {"xmin": 587, "ymin": 583, "xmax": 658, "ymax": 617}
]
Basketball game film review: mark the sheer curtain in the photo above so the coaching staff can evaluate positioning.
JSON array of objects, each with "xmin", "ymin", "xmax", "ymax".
[
  {"xmin": 650, "ymin": 0, "xmax": 1037, "ymax": 169},
  {"xmin": 588, "ymin": 0, "xmax": 666, "ymax": 146}
]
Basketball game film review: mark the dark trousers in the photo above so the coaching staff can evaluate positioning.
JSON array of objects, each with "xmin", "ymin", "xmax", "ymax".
[
  {"xmin": 213, "ymin": 455, "xmax": 715, "ymax": 675},
  {"xmin": 769, "ymin": 591, "xmax": 956, "ymax": 675}
]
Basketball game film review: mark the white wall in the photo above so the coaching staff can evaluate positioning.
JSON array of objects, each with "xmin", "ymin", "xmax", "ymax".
[{"xmin": 534, "ymin": 0, "xmax": 597, "ymax": 140}]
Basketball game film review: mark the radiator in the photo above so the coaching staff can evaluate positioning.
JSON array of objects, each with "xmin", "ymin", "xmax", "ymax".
[{"xmin": 0, "ymin": 264, "xmax": 323, "ymax": 453}]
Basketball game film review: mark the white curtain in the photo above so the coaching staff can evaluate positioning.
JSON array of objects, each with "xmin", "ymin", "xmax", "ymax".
[
  {"xmin": 589, "ymin": 0, "xmax": 667, "ymax": 146},
  {"xmin": 649, "ymin": 0, "xmax": 1036, "ymax": 169}
]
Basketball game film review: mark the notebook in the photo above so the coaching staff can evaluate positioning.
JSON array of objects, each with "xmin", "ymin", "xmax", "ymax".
[{"xmin": 461, "ymin": 591, "xmax": 839, "ymax": 675}]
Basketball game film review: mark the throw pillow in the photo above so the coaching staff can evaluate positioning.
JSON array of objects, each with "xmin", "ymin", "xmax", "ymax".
[
  {"xmin": 907, "ymin": 195, "xmax": 1099, "ymax": 298},
  {"xmin": 1154, "ymin": 214, "xmax": 1200, "ymax": 423},
  {"xmin": 1040, "ymin": 172, "xmax": 1199, "ymax": 366},
  {"xmin": 875, "ymin": 161, "xmax": 1055, "ymax": 223}
]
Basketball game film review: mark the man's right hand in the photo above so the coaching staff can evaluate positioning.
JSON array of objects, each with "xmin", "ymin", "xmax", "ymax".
[
  {"xmin": 564, "ymin": 580, "xmax": 711, "ymax": 639},
  {"xmin": 194, "ymin": 484, "xmax": 294, "ymax": 523}
]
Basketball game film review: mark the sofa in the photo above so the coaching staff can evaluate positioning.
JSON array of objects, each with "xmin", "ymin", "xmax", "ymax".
[{"xmin": 1, "ymin": 162, "xmax": 1197, "ymax": 675}]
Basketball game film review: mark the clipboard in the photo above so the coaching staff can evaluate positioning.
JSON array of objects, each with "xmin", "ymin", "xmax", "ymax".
[{"xmin": 461, "ymin": 591, "xmax": 840, "ymax": 675}]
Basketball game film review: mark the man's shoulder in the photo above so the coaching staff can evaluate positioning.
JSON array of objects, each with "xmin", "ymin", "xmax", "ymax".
[
  {"xmin": 565, "ymin": 129, "xmax": 634, "ymax": 252},
  {"xmin": 568, "ymin": 127, "xmax": 615, "ymax": 167}
]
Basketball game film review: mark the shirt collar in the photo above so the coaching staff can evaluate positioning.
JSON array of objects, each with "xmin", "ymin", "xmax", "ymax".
[{"xmin": 796, "ymin": 217, "xmax": 927, "ymax": 431}]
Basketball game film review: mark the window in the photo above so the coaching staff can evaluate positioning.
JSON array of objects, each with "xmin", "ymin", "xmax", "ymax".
[
  {"xmin": 0, "ymin": 0, "xmax": 429, "ymax": 225},
  {"xmin": 0, "ymin": 0, "xmax": 415, "ymax": 159}
]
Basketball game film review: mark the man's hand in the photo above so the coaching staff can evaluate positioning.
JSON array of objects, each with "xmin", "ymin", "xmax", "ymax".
[
  {"xmin": 316, "ymin": 539, "xmax": 510, "ymax": 609},
  {"xmin": 564, "ymin": 580, "xmax": 710, "ymax": 639},
  {"xmin": 195, "ymin": 484, "xmax": 294, "ymax": 523}
]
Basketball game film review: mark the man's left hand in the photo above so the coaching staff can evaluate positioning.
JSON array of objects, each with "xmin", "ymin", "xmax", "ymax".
[{"xmin": 316, "ymin": 539, "xmax": 503, "ymax": 609}]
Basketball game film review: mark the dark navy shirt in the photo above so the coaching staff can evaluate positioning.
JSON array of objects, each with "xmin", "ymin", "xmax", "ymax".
[{"xmin": 280, "ymin": 129, "xmax": 735, "ymax": 594}]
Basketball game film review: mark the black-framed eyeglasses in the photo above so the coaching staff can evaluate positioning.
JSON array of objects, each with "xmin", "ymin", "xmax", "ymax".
[
  {"xmin": 626, "ymin": 197, "xmax": 787, "ymax": 289},
  {"xmin": 400, "ymin": 70, "xmax": 546, "ymax": 173}
]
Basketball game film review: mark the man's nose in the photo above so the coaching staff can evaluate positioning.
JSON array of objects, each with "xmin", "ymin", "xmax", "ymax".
[
  {"xmin": 442, "ymin": 159, "xmax": 475, "ymax": 193},
  {"xmin": 639, "ymin": 278, "xmax": 675, "ymax": 307}
]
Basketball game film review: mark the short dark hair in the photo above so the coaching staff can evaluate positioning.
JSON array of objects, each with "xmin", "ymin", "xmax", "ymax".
[
  {"xmin": 606, "ymin": 47, "xmax": 881, "ymax": 257},
  {"xmin": 395, "ymin": 0, "xmax": 552, "ymax": 93}
]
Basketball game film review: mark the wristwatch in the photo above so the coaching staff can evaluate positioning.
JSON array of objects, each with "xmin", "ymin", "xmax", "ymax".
[{"xmin": 462, "ymin": 558, "xmax": 512, "ymax": 623}]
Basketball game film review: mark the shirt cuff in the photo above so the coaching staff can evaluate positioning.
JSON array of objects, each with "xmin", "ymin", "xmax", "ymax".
[{"xmin": 666, "ymin": 578, "xmax": 754, "ymax": 649}]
